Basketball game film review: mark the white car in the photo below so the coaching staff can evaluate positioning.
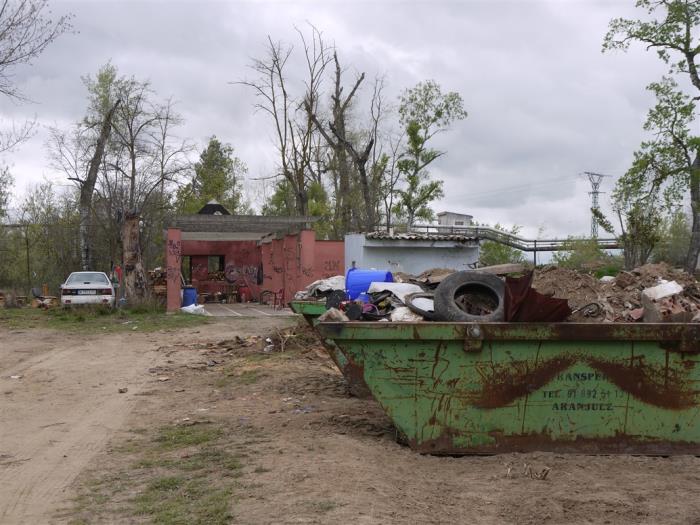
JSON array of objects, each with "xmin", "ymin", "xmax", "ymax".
[{"xmin": 60, "ymin": 271, "xmax": 116, "ymax": 307}]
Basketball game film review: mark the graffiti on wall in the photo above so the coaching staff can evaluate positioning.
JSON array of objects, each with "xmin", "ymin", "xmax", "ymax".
[
  {"xmin": 166, "ymin": 240, "xmax": 182, "ymax": 284},
  {"xmin": 323, "ymin": 259, "xmax": 341, "ymax": 273},
  {"xmin": 167, "ymin": 240, "xmax": 182, "ymax": 262},
  {"xmin": 224, "ymin": 264, "xmax": 260, "ymax": 285}
]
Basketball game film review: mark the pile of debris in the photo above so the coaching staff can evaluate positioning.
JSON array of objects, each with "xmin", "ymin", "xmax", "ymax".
[
  {"xmin": 294, "ymin": 275, "xmax": 345, "ymax": 300},
  {"xmin": 299, "ymin": 262, "xmax": 700, "ymax": 324},
  {"xmin": 533, "ymin": 262, "xmax": 699, "ymax": 322}
]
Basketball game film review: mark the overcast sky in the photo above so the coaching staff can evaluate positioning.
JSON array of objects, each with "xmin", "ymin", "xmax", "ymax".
[{"xmin": 0, "ymin": 0, "xmax": 679, "ymax": 238}]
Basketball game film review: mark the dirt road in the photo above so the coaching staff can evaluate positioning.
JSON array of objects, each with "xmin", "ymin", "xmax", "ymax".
[
  {"xmin": 3, "ymin": 316, "xmax": 700, "ymax": 524},
  {"xmin": 0, "ymin": 318, "xmax": 291, "ymax": 524}
]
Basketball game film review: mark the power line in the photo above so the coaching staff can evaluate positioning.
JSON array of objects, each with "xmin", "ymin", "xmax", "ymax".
[{"xmin": 462, "ymin": 175, "xmax": 579, "ymax": 200}]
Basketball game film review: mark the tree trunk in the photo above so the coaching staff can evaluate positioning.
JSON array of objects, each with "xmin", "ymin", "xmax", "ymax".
[
  {"xmin": 79, "ymin": 99, "xmax": 120, "ymax": 271},
  {"xmin": 357, "ymin": 164, "xmax": 375, "ymax": 231},
  {"xmin": 296, "ymin": 185, "xmax": 309, "ymax": 217},
  {"xmin": 686, "ymin": 154, "xmax": 700, "ymax": 273},
  {"xmin": 121, "ymin": 211, "xmax": 148, "ymax": 303}
]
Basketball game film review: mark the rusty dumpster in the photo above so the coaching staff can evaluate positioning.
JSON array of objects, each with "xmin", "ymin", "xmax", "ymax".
[
  {"xmin": 289, "ymin": 300, "xmax": 326, "ymax": 327},
  {"xmin": 316, "ymin": 321, "xmax": 700, "ymax": 455},
  {"xmin": 289, "ymin": 300, "xmax": 371, "ymax": 398}
]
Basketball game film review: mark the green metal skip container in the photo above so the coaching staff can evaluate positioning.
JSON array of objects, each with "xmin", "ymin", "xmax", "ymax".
[
  {"xmin": 316, "ymin": 321, "xmax": 700, "ymax": 455},
  {"xmin": 289, "ymin": 300, "xmax": 372, "ymax": 398}
]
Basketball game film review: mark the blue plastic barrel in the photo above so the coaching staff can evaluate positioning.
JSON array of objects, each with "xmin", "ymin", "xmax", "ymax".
[
  {"xmin": 182, "ymin": 286, "xmax": 197, "ymax": 307},
  {"xmin": 346, "ymin": 268, "xmax": 393, "ymax": 300}
]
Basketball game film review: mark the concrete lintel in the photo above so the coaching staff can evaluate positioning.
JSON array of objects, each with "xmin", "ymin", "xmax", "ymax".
[{"xmin": 181, "ymin": 232, "xmax": 267, "ymax": 241}]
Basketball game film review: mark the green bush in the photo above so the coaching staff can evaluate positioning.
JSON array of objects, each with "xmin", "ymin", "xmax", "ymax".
[{"xmin": 553, "ymin": 237, "xmax": 623, "ymax": 274}]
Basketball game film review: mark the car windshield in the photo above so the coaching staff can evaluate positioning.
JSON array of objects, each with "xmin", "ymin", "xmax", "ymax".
[{"xmin": 66, "ymin": 272, "xmax": 109, "ymax": 285}]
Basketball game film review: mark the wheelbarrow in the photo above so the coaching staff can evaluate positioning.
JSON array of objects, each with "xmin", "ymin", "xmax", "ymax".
[
  {"xmin": 316, "ymin": 321, "xmax": 700, "ymax": 455},
  {"xmin": 289, "ymin": 300, "xmax": 372, "ymax": 398}
]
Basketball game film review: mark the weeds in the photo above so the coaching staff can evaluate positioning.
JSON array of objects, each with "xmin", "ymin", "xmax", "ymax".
[
  {"xmin": 67, "ymin": 423, "xmax": 241, "ymax": 524},
  {"xmin": 154, "ymin": 424, "xmax": 223, "ymax": 450},
  {"xmin": 0, "ymin": 305, "xmax": 209, "ymax": 332}
]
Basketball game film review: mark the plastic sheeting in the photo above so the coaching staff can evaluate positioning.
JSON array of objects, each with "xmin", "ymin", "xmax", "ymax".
[{"xmin": 367, "ymin": 282, "xmax": 423, "ymax": 303}]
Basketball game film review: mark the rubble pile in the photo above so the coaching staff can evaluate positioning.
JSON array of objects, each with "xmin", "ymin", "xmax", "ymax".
[
  {"xmin": 533, "ymin": 262, "xmax": 699, "ymax": 322},
  {"xmin": 295, "ymin": 263, "xmax": 700, "ymax": 323}
]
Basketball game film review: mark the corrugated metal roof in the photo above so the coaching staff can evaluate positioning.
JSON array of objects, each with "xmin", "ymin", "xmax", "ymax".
[{"xmin": 365, "ymin": 231, "xmax": 478, "ymax": 242}]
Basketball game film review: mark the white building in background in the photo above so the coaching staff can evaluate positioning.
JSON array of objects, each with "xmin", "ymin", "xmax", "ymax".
[
  {"xmin": 344, "ymin": 231, "xmax": 479, "ymax": 275},
  {"xmin": 437, "ymin": 211, "xmax": 473, "ymax": 228}
]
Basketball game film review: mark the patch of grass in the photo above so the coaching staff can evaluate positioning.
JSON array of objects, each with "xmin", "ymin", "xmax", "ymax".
[
  {"xmin": 68, "ymin": 424, "xmax": 242, "ymax": 525},
  {"xmin": 215, "ymin": 367, "xmax": 267, "ymax": 389},
  {"xmin": 155, "ymin": 424, "xmax": 223, "ymax": 450},
  {"xmin": 0, "ymin": 305, "xmax": 210, "ymax": 333},
  {"xmin": 134, "ymin": 477, "xmax": 232, "ymax": 525},
  {"xmin": 239, "ymin": 369, "xmax": 266, "ymax": 385}
]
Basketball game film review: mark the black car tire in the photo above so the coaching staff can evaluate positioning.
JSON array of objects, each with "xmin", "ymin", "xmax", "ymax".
[
  {"xmin": 433, "ymin": 271, "xmax": 505, "ymax": 322},
  {"xmin": 404, "ymin": 292, "xmax": 439, "ymax": 321}
]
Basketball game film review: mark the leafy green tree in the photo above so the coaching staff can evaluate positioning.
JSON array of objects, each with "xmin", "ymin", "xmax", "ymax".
[
  {"xmin": 479, "ymin": 224, "xmax": 525, "ymax": 266},
  {"xmin": 393, "ymin": 80, "xmax": 467, "ymax": 228},
  {"xmin": 553, "ymin": 237, "xmax": 623, "ymax": 275},
  {"xmin": 262, "ymin": 179, "xmax": 333, "ymax": 238},
  {"xmin": 604, "ymin": 0, "xmax": 700, "ymax": 271},
  {"xmin": 655, "ymin": 209, "xmax": 692, "ymax": 266},
  {"xmin": 176, "ymin": 137, "xmax": 247, "ymax": 214},
  {"xmin": 594, "ymin": 141, "xmax": 667, "ymax": 270}
]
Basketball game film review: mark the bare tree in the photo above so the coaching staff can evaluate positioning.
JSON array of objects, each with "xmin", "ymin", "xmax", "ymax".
[
  {"xmin": 0, "ymin": 0, "xmax": 72, "ymax": 150},
  {"xmin": 0, "ymin": 0, "xmax": 72, "ymax": 99},
  {"xmin": 50, "ymin": 65, "xmax": 192, "ymax": 302},
  {"xmin": 380, "ymin": 131, "xmax": 403, "ymax": 231},
  {"xmin": 307, "ymin": 54, "xmax": 390, "ymax": 233},
  {"xmin": 77, "ymin": 99, "xmax": 120, "ymax": 270},
  {"xmin": 237, "ymin": 25, "xmax": 331, "ymax": 217}
]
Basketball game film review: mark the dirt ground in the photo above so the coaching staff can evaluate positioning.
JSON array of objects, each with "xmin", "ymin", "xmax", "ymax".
[{"xmin": 3, "ymin": 315, "xmax": 700, "ymax": 524}]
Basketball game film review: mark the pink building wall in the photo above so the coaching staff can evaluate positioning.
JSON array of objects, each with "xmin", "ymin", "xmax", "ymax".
[
  {"xmin": 166, "ymin": 228, "xmax": 344, "ymax": 311},
  {"xmin": 180, "ymin": 240, "xmax": 262, "ymax": 299},
  {"xmin": 261, "ymin": 232, "xmax": 344, "ymax": 304}
]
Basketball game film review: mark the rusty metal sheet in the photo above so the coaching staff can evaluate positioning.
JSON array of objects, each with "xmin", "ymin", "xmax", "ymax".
[
  {"xmin": 317, "ymin": 321, "xmax": 700, "ymax": 455},
  {"xmin": 504, "ymin": 271, "xmax": 572, "ymax": 322},
  {"xmin": 289, "ymin": 301, "xmax": 372, "ymax": 398}
]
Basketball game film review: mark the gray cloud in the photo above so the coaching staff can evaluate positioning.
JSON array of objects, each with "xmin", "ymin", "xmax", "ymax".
[{"xmin": 0, "ymin": 0, "xmax": 677, "ymax": 238}]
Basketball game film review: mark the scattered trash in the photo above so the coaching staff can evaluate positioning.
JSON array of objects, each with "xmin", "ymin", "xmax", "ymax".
[
  {"xmin": 9, "ymin": 375, "xmax": 22, "ymax": 380},
  {"xmin": 294, "ymin": 275, "xmax": 345, "ymax": 300},
  {"xmin": 180, "ymin": 304, "xmax": 208, "ymax": 315},
  {"xmin": 295, "ymin": 262, "xmax": 700, "ymax": 324},
  {"xmin": 118, "ymin": 387, "xmax": 128, "ymax": 394},
  {"xmin": 642, "ymin": 281, "xmax": 699, "ymax": 322},
  {"xmin": 404, "ymin": 292, "xmax": 438, "ymax": 320},
  {"xmin": 390, "ymin": 306, "xmax": 424, "ymax": 322},
  {"xmin": 318, "ymin": 308, "xmax": 350, "ymax": 322},
  {"xmin": 157, "ymin": 376, "xmax": 170, "ymax": 382}
]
